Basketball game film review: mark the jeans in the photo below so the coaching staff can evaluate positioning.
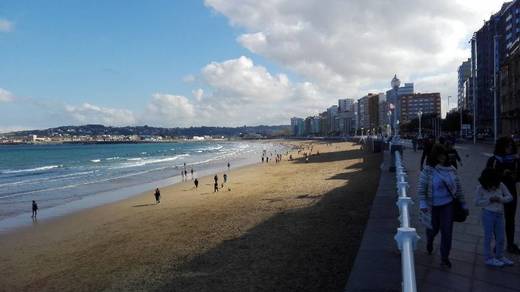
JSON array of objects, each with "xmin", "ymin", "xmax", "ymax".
[
  {"xmin": 504, "ymin": 193, "xmax": 518, "ymax": 248},
  {"xmin": 482, "ymin": 209, "xmax": 505, "ymax": 259},
  {"xmin": 427, "ymin": 202, "xmax": 454, "ymax": 260}
]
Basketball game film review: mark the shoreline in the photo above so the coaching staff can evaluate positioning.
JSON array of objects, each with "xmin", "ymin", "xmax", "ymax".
[
  {"xmin": 0, "ymin": 141, "xmax": 294, "ymax": 234},
  {"xmin": 0, "ymin": 141, "xmax": 382, "ymax": 291}
]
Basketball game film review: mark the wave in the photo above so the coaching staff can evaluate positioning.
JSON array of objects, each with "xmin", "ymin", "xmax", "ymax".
[
  {"xmin": 90, "ymin": 159, "xmax": 101, "ymax": 163},
  {"xmin": 127, "ymin": 157, "xmax": 143, "ymax": 161},
  {"xmin": 114, "ymin": 154, "xmax": 190, "ymax": 169},
  {"xmin": 194, "ymin": 145, "xmax": 223, "ymax": 152},
  {"xmin": 106, "ymin": 156, "xmax": 120, "ymax": 161},
  {"xmin": 1, "ymin": 165, "xmax": 62, "ymax": 174},
  {"xmin": 0, "ymin": 170, "xmax": 95, "ymax": 188}
]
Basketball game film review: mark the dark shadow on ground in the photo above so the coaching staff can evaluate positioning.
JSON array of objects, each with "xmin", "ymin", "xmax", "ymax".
[
  {"xmin": 157, "ymin": 151, "xmax": 383, "ymax": 292},
  {"xmin": 132, "ymin": 203, "xmax": 157, "ymax": 208},
  {"xmin": 292, "ymin": 148, "xmax": 366, "ymax": 164}
]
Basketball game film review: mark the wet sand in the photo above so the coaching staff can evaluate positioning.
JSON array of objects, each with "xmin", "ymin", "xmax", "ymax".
[{"xmin": 0, "ymin": 141, "xmax": 382, "ymax": 292}]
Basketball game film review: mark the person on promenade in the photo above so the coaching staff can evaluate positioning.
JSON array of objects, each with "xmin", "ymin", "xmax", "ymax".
[
  {"xmin": 154, "ymin": 188, "xmax": 161, "ymax": 204},
  {"xmin": 446, "ymin": 141, "xmax": 462, "ymax": 169},
  {"xmin": 475, "ymin": 168, "xmax": 514, "ymax": 267},
  {"xmin": 31, "ymin": 200, "xmax": 38, "ymax": 218},
  {"xmin": 412, "ymin": 136, "xmax": 418, "ymax": 152},
  {"xmin": 486, "ymin": 136, "xmax": 520, "ymax": 254},
  {"xmin": 420, "ymin": 136, "xmax": 434, "ymax": 171},
  {"xmin": 194, "ymin": 178, "xmax": 199, "ymax": 189},
  {"xmin": 418, "ymin": 144, "xmax": 467, "ymax": 268}
]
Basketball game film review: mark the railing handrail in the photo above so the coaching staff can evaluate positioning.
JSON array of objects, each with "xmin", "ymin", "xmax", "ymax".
[{"xmin": 393, "ymin": 149, "xmax": 420, "ymax": 292}]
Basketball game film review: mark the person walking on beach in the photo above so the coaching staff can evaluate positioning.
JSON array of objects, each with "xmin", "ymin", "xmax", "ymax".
[
  {"xmin": 214, "ymin": 181, "xmax": 219, "ymax": 192},
  {"xmin": 214, "ymin": 174, "xmax": 218, "ymax": 184},
  {"xmin": 31, "ymin": 200, "xmax": 38, "ymax": 218},
  {"xmin": 262, "ymin": 156, "xmax": 264, "ymax": 163},
  {"xmin": 223, "ymin": 173, "xmax": 227, "ymax": 183},
  {"xmin": 184, "ymin": 169, "xmax": 188, "ymax": 179},
  {"xmin": 475, "ymin": 168, "xmax": 514, "ymax": 267},
  {"xmin": 190, "ymin": 168, "xmax": 194, "ymax": 180},
  {"xmin": 418, "ymin": 144, "xmax": 467, "ymax": 268},
  {"xmin": 227, "ymin": 162, "xmax": 230, "ymax": 170},
  {"xmin": 154, "ymin": 188, "xmax": 161, "ymax": 204},
  {"xmin": 486, "ymin": 136, "xmax": 520, "ymax": 254},
  {"xmin": 181, "ymin": 170, "xmax": 185, "ymax": 181},
  {"xmin": 194, "ymin": 178, "xmax": 199, "ymax": 189}
]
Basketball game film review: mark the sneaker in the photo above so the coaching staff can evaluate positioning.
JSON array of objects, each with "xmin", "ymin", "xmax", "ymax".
[
  {"xmin": 498, "ymin": 257, "xmax": 514, "ymax": 266},
  {"xmin": 485, "ymin": 258, "xmax": 505, "ymax": 267}
]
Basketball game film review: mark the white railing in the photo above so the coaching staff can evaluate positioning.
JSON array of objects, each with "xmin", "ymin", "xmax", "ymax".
[{"xmin": 393, "ymin": 150, "xmax": 420, "ymax": 292}]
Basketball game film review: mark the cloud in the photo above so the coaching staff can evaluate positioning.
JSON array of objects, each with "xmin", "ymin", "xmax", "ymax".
[
  {"xmin": 144, "ymin": 93, "xmax": 195, "ymax": 127},
  {"xmin": 182, "ymin": 74, "xmax": 195, "ymax": 83},
  {"xmin": 192, "ymin": 88, "xmax": 204, "ymax": 101},
  {"xmin": 205, "ymin": 0, "xmax": 506, "ymax": 109},
  {"xmin": 202, "ymin": 56, "xmax": 293, "ymax": 103},
  {"xmin": 0, "ymin": 19, "xmax": 14, "ymax": 32},
  {"xmin": 64, "ymin": 103, "xmax": 136, "ymax": 126},
  {"xmin": 0, "ymin": 88, "xmax": 15, "ymax": 102}
]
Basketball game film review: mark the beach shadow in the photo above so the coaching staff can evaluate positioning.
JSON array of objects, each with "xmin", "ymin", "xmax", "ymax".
[
  {"xmin": 156, "ymin": 149, "xmax": 382, "ymax": 292},
  {"xmin": 292, "ymin": 148, "xmax": 365, "ymax": 164},
  {"xmin": 132, "ymin": 203, "xmax": 157, "ymax": 208}
]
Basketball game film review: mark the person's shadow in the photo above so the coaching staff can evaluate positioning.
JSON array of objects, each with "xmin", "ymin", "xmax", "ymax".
[{"xmin": 132, "ymin": 203, "xmax": 157, "ymax": 208}]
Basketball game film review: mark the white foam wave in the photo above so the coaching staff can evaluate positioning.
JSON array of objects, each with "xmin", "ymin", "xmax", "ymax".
[
  {"xmin": 90, "ymin": 159, "xmax": 101, "ymax": 163},
  {"xmin": 1, "ymin": 165, "xmax": 62, "ymax": 174}
]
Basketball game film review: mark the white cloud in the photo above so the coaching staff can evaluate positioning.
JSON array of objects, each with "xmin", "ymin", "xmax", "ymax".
[
  {"xmin": 144, "ymin": 93, "xmax": 195, "ymax": 127},
  {"xmin": 0, "ymin": 19, "xmax": 13, "ymax": 32},
  {"xmin": 64, "ymin": 103, "xmax": 136, "ymax": 126},
  {"xmin": 202, "ymin": 56, "xmax": 293, "ymax": 103},
  {"xmin": 0, "ymin": 88, "xmax": 15, "ymax": 102},
  {"xmin": 192, "ymin": 88, "xmax": 204, "ymax": 101},
  {"xmin": 195, "ymin": 56, "xmax": 330, "ymax": 125},
  {"xmin": 205, "ymin": 0, "xmax": 506, "ymax": 110},
  {"xmin": 182, "ymin": 74, "xmax": 195, "ymax": 83}
]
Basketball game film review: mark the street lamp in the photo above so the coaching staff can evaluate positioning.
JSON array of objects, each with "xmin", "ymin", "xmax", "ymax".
[
  {"xmin": 387, "ymin": 110, "xmax": 392, "ymax": 137},
  {"xmin": 354, "ymin": 111, "xmax": 358, "ymax": 136},
  {"xmin": 418, "ymin": 111, "xmax": 423, "ymax": 138}
]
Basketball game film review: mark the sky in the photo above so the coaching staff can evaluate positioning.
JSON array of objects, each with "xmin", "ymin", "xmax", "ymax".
[{"xmin": 0, "ymin": 0, "xmax": 508, "ymax": 131}]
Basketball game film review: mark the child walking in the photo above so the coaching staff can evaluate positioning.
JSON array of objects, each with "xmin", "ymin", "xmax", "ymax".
[{"xmin": 475, "ymin": 168, "xmax": 514, "ymax": 267}]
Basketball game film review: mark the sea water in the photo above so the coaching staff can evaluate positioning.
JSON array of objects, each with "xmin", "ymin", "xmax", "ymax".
[{"xmin": 0, "ymin": 141, "xmax": 287, "ymax": 231}]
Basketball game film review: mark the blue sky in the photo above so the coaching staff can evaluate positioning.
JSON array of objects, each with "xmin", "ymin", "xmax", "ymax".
[
  {"xmin": 1, "ymin": 1, "xmax": 241, "ymax": 108},
  {"xmin": 0, "ymin": 0, "xmax": 506, "ymax": 130}
]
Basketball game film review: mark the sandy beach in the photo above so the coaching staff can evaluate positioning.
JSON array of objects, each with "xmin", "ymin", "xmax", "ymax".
[{"xmin": 0, "ymin": 141, "xmax": 382, "ymax": 292}]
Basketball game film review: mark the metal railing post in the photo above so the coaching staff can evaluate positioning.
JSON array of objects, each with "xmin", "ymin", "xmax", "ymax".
[{"xmin": 393, "ymin": 151, "xmax": 419, "ymax": 292}]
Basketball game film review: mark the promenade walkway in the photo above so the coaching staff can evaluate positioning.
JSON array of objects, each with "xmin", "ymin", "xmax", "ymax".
[{"xmin": 346, "ymin": 143, "xmax": 520, "ymax": 291}]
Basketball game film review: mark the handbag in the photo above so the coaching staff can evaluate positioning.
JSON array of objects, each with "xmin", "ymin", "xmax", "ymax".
[{"xmin": 439, "ymin": 176, "xmax": 468, "ymax": 222}]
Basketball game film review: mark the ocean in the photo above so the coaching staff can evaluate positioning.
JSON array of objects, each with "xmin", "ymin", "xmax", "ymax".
[{"xmin": 0, "ymin": 141, "xmax": 287, "ymax": 231}]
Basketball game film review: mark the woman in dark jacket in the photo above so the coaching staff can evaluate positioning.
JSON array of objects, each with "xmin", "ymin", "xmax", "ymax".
[{"xmin": 486, "ymin": 136, "xmax": 520, "ymax": 254}]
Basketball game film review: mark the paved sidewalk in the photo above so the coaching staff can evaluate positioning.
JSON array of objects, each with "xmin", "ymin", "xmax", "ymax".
[
  {"xmin": 345, "ymin": 143, "xmax": 520, "ymax": 292},
  {"xmin": 404, "ymin": 144, "xmax": 520, "ymax": 292},
  {"xmin": 344, "ymin": 152, "xmax": 401, "ymax": 292}
]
